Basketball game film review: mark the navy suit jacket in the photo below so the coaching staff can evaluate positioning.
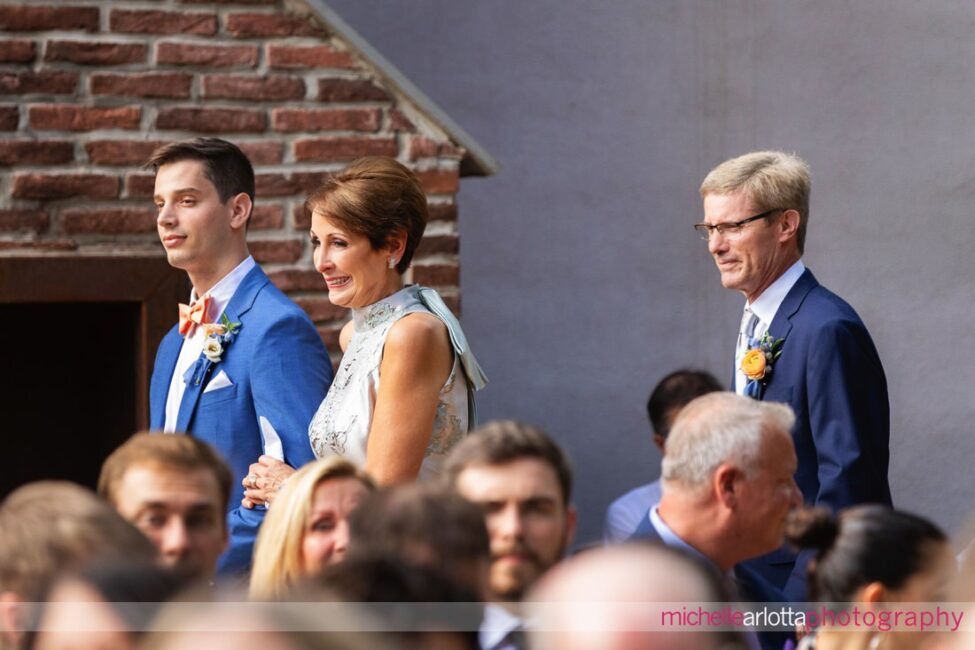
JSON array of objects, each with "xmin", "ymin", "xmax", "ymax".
[
  {"xmin": 629, "ymin": 515, "xmax": 794, "ymax": 650},
  {"xmin": 149, "ymin": 264, "xmax": 332, "ymax": 575},
  {"xmin": 741, "ymin": 268, "xmax": 891, "ymax": 600}
]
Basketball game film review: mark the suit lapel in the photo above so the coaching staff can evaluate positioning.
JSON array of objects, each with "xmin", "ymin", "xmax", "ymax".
[
  {"xmin": 760, "ymin": 269, "xmax": 819, "ymax": 399},
  {"xmin": 174, "ymin": 265, "xmax": 269, "ymax": 433}
]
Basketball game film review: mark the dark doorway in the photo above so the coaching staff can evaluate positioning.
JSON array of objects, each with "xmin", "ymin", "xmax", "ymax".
[
  {"xmin": 0, "ymin": 256, "xmax": 188, "ymax": 497},
  {"xmin": 0, "ymin": 302, "xmax": 141, "ymax": 497}
]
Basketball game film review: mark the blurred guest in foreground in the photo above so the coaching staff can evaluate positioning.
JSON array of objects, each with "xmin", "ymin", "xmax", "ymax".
[
  {"xmin": 787, "ymin": 506, "xmax": 954, "ymax": 650},
  {"xmin": 444, "ymin": 421, "xmax": 577, "ymax": 650},
  {"xmin": 33, "ymin": 561, "xmax": 185, "ymax": 650},
  {"xmin": 250, "ymin": 457, "xmax": 375, "ymax": 600},
  {"xmin": 98, "ymin": 433, "xmax": 231, "ymax": 582},
  {"xmin": 604, "ymin": 368, "xmax": 722, "ymax": 542},
  {"xmin": 0, "ymin": 482, "xmax": 156, "ymax": 650},
  {"xmin": 344, "ymin": 484, "xmax": 491, "ymax": 600},
  {"xmin": 529, "ymin": 544, "xmax": 746, "ymax": 650},
  {"xmin": 244, "ymin": 156, "xmax": 487, "ymax": 502}
]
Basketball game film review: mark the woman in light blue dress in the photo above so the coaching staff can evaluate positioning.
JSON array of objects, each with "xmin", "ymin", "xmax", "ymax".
[{"xmin": 242, "ymin": 157, "xmax": 486, "ymax": 505}]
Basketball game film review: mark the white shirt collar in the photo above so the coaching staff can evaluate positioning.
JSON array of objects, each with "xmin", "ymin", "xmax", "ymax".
[
  {"xmin": 479, "ymin": 602, "xmax": 524, "ymax": 650},
  {"xmin": 188, "ymin": 256, "xmax": 256, "ymax": 321},
  {"xmin": 746, "ymin": 259, "xmax": 805, "ymax": 326}
]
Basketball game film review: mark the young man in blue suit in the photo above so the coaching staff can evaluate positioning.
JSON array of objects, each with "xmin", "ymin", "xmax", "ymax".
[
  {"xmin": 147, "ymin": 138, "xmax": 332, "ymax": 576},
  {"xmin": 696, "ymin": 150, "xmax": 891, "ymax": 600}
]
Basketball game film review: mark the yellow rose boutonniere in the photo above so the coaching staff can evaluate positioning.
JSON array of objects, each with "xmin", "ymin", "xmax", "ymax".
[{"xmin": 741, "ymin": 333, "xmax": 785, "ymax": 397}]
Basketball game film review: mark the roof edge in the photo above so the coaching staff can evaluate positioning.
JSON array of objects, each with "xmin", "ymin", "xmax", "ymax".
[{"xmin": 304, "ymin": 0, "xmax": 499, "ymax": 177}]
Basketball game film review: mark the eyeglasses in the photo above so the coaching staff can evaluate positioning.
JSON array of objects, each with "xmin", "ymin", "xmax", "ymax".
[{"xmin": 693, "ymin": 209, "xmax": 783, "ymax": 241}]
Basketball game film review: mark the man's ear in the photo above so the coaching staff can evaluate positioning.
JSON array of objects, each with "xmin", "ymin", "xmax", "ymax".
[
  {"xmin": 0, "ymin": 591, "xmax": 26, "ymax": 649},
  {"xmin": 713, "ymin": 463, "xmax": 742, "ymax": 509},
  {"xmin": 228, "ymin": 192, "xmax": 252, "ymax": 231},
  {"xmin": 653, "ymin": 434, "xmax": 666, "ymax": 453},
  {"xmin": 778, "ymin": 209, "xmax": 801, "ymax": 244}
]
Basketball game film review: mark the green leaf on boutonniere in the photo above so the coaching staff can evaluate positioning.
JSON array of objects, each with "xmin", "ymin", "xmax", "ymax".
[{"xmin": 220, "ymin": 313, "xmax": 241, "ymax": 334}]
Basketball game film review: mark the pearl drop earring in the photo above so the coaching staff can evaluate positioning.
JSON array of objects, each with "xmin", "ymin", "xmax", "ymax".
[{"xmin": 388, "ymin": 257, "xmax": 397, "ymax": 269}]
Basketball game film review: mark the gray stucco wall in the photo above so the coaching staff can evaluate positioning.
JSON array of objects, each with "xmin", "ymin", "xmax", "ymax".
[{"xmin": 326, "ymin": 0, "xmax": 975, "ymax": 545}]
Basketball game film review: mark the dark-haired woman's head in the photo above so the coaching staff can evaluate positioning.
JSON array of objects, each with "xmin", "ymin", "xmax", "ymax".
[{"xmin": 787, "ymin": 505, "xmax": 953, "ymax": 604}]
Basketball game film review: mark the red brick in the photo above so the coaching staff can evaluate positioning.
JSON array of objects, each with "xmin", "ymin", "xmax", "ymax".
[
  {"xmin": 267, "ymin": 44, "xmax": 354, "ymax": 70},
  {"xmin": 416, "ymin": 169, "xmax": 459, "ymax": 195},
  {"xmin": 389, "ymin": 109, "xmax": 415, "ymax": 132},
  {"xmin": 294, "ymin": 137, "xmax": 397, "ymax": 162},
  {"xmin": 203, "ymin": 75, "xmax": 305, "ymax": 101},
  {"xmin": 86, "ymin": 140, "xmax": 167, "ymax": 166},
  {"xmin": 12, "ymin": 174, "xmax": 118, "ymax": 200},
  {"xmin": 293, "ymin": 204, "xmax": 311, "ymax": 230},
  {"xmin": 0, "ymin": 140, "xmax": 73, "ymax": 166},
  {"xmin": 248, "ymin": 205, "xmax": 283, "ymax": 230},
  {"xmin": 0, "ymin": 240, "xmax": 77, "ymax": 252},
  {"xmin": 156, "ymin": 42, "xmax": 258, "ymax": 68},
  {"xmin": 293, "ymin": 296, "xmax": 347, "ymax": 322},
  {"xmin": 92, "ymin": 73, "xmax": 192, "ymax": 99},
  {"xmin": 292, "ymin": 171, "xmax": 333, "ymax": 194},
  {"xmin": 110, "ymin": 9, "xmax": 216, "ymax": 35},
  {"xmin": 0, "ymin": 6, "xmax": 99, "ymax": 32},
  {"xmin": 46, "ymin": 40, "xmax": 146, "ymax": 65},
  {"xmin": 124, "ymin": 173, "xmax": 155, "ymax": 198},
  {"xmin": 156, "ymin": 107, "xmax": 265, "ymax": 133},
  {"xmin": 268, "ymin": 269, "xmax": 324, "ymax": 292},
  {"xmin": 0, "ymin": 106, "xmax": 17, "ymax": 131},
  {"xmin": 30, "ymin": 104, "xmax": 141, "ymax": 131},
  {"xmin": 427, "ymin": 202, "xmax": 457, "ymax": 222},
  {"xmin": 0, "ymin": 71, "xmax": 77, "ymax": 95},
  {"xmin": 318, "ymin": 79, "xmax": 390, "ymax": 102},
  {"xmin": 409, "ymin": 136, "xmax": 462, "ymax": 161},
  {"xmin": 180, "ymin": 0, "xmax": 276, "ymax": 4},
  {"xmin": 255, "ymin": 174, "xmax": 299, "ymax": 197},
  {"xmin": 415, "ymin": 234, "xmax": 458, "ymax": 256},
  {"xmin": 272, "ymin": 108, "xmax": 381, "ymax": 133},
  {"xmin": 249, "ymin": 239, "xmax": 303, "ymax": 264},
  {"xmin": 225, "ymin": 12, "xmax": 326, "ymax": 38},
  {"xmin": 238, "ymin": 141, "xmax": 283, "ymax": 165},
  {"xmin": 61, "ymin": 209, "xmax": 156, "ymax": 234},
  {"xmin": 412, "ymin": 264, "xmax": 459, "ymax": 287},
  {"xmin": 0, "ymin": 209, "xmax": 48, "ymax": 233},
  {"xmin": 0, "ymin": 40, "xmax": 35, "ymax": 63}
]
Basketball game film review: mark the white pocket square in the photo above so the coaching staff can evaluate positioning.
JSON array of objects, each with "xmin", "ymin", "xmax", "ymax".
[{"xmin": 203, "ymin": 370, "xmax": 234, "ymax": 393}]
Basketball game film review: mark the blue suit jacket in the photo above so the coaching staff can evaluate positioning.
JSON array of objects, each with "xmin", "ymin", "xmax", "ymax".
[
  {"xmin": 629, "ymin": 515, "xmax": 794, "ymax": 650},
  {"xmin": 741, "ymin": 268, "xmax": 891, "ymax": 600},
  {"xmin": 149, "ymin": 264, "xmax": 332, "ymax": 575}
]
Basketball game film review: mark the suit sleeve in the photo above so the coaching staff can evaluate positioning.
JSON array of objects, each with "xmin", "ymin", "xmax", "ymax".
[
  {"xmin": 805, "ymin": 317, "xmax": 891, "ymax": 509},
  {"xmin": 249, "ymin": 312, "xmax": 333, "ymax": 468},
  {"xmin": 783, "ymin": 317, "xmax": 890, "ymax": 601}
]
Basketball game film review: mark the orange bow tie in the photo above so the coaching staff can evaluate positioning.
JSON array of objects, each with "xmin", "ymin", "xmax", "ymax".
[{"xmin": 178, "ymin": 294, "xmax": 212, "ymax": 337}]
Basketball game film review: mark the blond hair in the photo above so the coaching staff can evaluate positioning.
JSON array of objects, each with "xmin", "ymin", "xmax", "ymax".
[
  {"xmin": 700, "ymin": 150, "xmax": 811, "ymax": 253},
  {"xmin": 249, "ymin": 457, "xmax": 375, "ymax": 600}
]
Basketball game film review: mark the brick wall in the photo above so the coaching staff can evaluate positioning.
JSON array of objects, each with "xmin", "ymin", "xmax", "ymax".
[{"xmin": 0, "ymin": 0, "xmax": 466, "ymax": 352}]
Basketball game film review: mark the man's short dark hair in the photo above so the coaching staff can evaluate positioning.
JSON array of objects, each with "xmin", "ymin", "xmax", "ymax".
[
  {"xmin": 444, "ymin": 420, "xmax": 573, "ymax": 505},
  {"xmin": 347, "ymin": 485, "xmax": 489, "ymax": 589},
  {"xmin": 647, "ymin": 369, "xmax": 723, "ymax": 438},
  {"xmin": 146, "ymin": 137, "xmax": 255, "ymax": 205}
]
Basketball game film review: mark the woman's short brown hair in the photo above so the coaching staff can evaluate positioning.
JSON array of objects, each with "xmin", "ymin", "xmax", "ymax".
[{"xmin": 304, "ymin": 157, "xmax": 428, "ymax": 274}]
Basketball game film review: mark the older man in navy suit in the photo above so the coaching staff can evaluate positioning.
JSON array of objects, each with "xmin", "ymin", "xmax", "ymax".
[
  {"xmin": 147, "ymin": 138, "xmax": 332, "ymax": 576},
  {"xmin": 695, "ymin": 150, "xmax": 891, "ymax": 600}
]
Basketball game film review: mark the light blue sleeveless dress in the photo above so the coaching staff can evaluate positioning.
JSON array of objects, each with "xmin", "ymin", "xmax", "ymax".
[{"xmin": 307, "ymin": 285, "xmax": 487, "ymax": 481}]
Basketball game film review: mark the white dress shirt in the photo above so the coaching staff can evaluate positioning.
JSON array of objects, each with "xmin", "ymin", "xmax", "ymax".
[
  {"xmin": 734, "ymin": 260, "xmax": 805, "ymax": 394},
  {"xmin": 164, "ymin": 256, "xmax": 256, "ymax": 432},
  {"xmin": 479, "ymin": 602, "xmax": 525, "ymax": 650}
]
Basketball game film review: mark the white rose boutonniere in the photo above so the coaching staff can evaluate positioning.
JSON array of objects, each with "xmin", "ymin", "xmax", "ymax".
[{"xmin": 200, "ymin": 315, "xmax": 241, "ymax": 365}]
